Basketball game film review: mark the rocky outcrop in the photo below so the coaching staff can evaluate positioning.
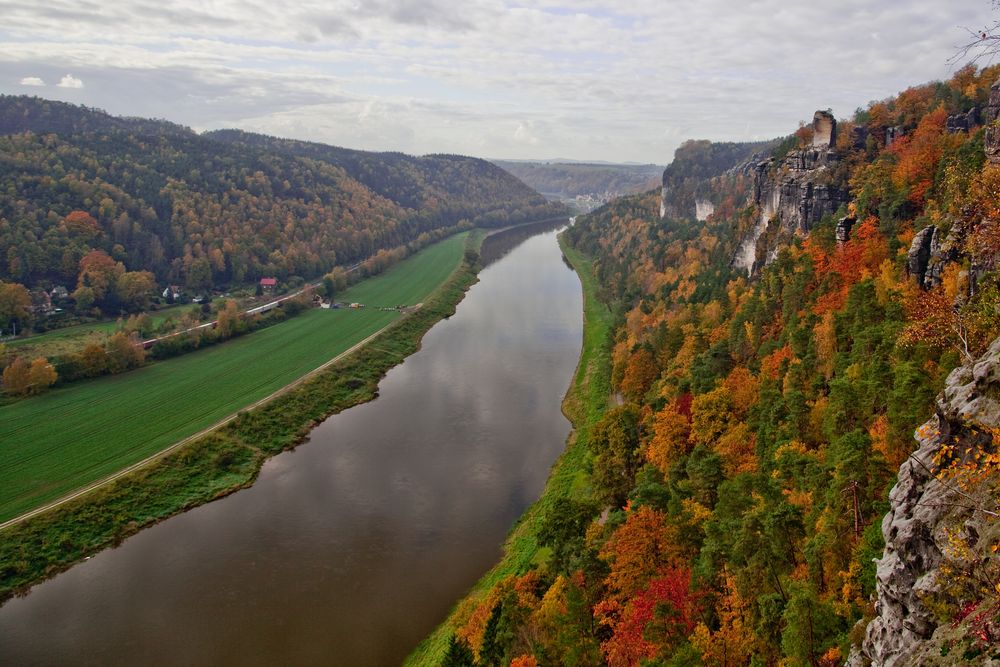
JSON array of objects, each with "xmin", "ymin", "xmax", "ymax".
[
  {"xmin": 946, "ymin": 107, "xmax": 979, "ymax": 134},
  {"xmin": 836, "ymin": 212, "xmax": 856, "ymax": 244},
  {"xmin": 885, "ymin": 126, "xmax": 905, "ymax": 147},
  {"xmin": 986, "ymin": 77, "xmax": 1000, "ymax": 164},
  {"xmin": 733, "ymin": 110, "xmax": 850, "ymax": 274},
  {"xmin": 813, "ymin": 110, "xmax": 837, "ymax": 148},
  {"xmin": 658, "ymin": 139, "xmax": 775, "ymax": 220},
  {"xmin": 850, "ymin": 337, "xmax": 1000, "ymax": 667},
  {"xmin": 906, "ymin": 225, "xmax": 938, "ymax": 286}
]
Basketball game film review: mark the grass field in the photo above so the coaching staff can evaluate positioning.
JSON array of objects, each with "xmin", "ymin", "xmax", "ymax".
[{"xmin": 0, "ymin": 233, "xmax": 466, "ymax": 523}]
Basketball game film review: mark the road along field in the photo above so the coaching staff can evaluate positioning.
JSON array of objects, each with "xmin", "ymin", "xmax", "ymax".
[{"xmin": 0, "ymin": 233, "xmax": 466, "ymax": 523}]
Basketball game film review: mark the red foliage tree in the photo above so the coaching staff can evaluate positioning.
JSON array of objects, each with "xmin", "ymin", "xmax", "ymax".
[{"xmin": 596, "ymin": 567, "xmax": 701, "ymax": 667}]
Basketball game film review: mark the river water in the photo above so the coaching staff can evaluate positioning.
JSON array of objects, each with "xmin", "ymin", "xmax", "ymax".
[{"xmin": 0, "ymin": 222, "xmax": 582, "ymax": 666}]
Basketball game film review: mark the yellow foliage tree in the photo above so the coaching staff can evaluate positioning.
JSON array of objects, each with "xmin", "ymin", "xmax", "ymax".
[
  {"xmin": 814, "ymin": 310, "xmax": 837, "ymax": 380},
  {"xmin": 715, "ymin": 422, "xmax": 757, "ymax": 477},
  {"xmin": 722, "ymin": 366, "xmax": 759, "ymax": 418},
  {"xmin": 106, "ymin": 332, "xmax": 146, "ymax": 373},
  {"xmin": 27, "ymin": 357, "xmax": 57, "ymax": 394},
  {"xmin": 690, "ymin": 572, "xmax": 755, "ymax": 667},
  {"xmin": 2, "ymin": 357, "xmax": 30, "ymax": 395},
  {"xmin": 646, "ymin": 404, "xmax": 691, "ymax": 476},
  {"xmin": 689, "ymin": 386, "xmax": 734, "ymax": 449}
]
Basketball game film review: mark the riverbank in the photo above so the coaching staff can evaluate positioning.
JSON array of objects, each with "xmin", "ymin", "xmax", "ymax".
[
  {"xmin": 405, "ymin": 233, "xmax": 613, "ymax": 666},
  {"xmin": 0, "ymin": 234, "xmax": 468, "ymax": 524},
  {"xmin": 0, "ymin": 231, "xmax": 486, "ymax": 604}
]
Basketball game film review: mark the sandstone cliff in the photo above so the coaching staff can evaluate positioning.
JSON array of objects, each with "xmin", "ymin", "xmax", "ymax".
[
  {"xmin": 658, "ymin": 139, "xmax": 771, "ymax": 221},
  {"xmin": 905, "ymin": 77, "xmax": 1000, "ymax": 293},
  {"xmin": 733, "ymin": 110, "xmax": 850, "ymax": 275},
  {"xmin": 986, "ymin": 77, "xmax": 1000, "ymax": 165},
  {"xmin": 850, "ymin": 336, "xmax": 1000, "ymax": 666}
]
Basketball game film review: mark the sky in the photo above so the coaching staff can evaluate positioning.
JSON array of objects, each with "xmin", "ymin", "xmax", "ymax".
[{"xmin": 0, "ymin": 1, "xmax": 995, "ymax": 163}]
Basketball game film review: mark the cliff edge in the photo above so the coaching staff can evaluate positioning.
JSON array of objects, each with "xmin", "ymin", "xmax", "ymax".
[{"xmin": 851, "ymin": 336, "xmax": 1000, "ymax": 666}]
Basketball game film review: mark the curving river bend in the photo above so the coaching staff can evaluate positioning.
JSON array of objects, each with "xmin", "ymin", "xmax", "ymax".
[{"xmin": 0, "ymin": 222, "xmax": 582, "ymax": 666}]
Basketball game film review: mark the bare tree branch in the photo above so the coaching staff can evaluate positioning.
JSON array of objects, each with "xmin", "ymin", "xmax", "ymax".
[{"xmin": 950, "ymin": 4, "xmax": 1000, "ymax": 66}]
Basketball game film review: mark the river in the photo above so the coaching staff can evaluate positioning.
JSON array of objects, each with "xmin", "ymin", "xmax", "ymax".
[{"xmin": 0, "ymin": 222, "xmax": 583, "ymax": 666}]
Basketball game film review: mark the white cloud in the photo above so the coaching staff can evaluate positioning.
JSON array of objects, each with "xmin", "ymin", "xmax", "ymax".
[
  {"xmin": 513, "ymin": 121, "xmax": 541, "ymax": 146},
  {"xmin": 19, "ymin": 76, "xmax": 45, "ymax": 86},
  {"xmin": 57, "ymin": 73, "xmax": 83, "ymax": 88}
]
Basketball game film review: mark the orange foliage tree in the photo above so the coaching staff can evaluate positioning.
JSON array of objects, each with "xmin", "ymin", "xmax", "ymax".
[
  {"xmin": 619, "ymin": 345, "xmax": 659, "ymax": 400},
  {"xmin": 600, "ymin": 505, "xmax": 682, "ymax": 603},
  {"xmin": 889, "ymin": 105, "xmax": 950, "ymax": 206}
]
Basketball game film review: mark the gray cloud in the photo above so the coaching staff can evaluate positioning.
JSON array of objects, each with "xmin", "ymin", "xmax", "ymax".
[{"xmin": 0, "ymin": 0, "xmax": 994, "ymax": 162}]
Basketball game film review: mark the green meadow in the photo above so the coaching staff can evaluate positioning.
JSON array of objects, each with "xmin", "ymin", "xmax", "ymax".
[{"xmin": 0, "ymin": 233, "xmax": 466, "ymax": 523}]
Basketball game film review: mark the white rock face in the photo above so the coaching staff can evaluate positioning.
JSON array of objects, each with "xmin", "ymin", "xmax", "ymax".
[
  {"xmin": 695, "ymin": 199, "xmax": 714, "ymax": 221},
  {"xmin": 733, "ymin": 186, "xmax": 779, "ymax": 274},
  {"xmin": 659, "ymin": 185, "xmax": 667, "ymax": 219}
]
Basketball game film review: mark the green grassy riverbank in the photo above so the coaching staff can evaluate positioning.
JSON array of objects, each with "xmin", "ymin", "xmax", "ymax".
[{"xmin": 0, "ymin": 231, "xmax": 482, "ymax": 603}]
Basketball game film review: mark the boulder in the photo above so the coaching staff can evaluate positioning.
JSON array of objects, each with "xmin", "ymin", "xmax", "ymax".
[
  {"xmin": 851, "ymin": 125, "xmax": 870, "ymax": 150},
  {"xmin": 734, "ymin": 137, "xmax": 848, "ymax": 275}
]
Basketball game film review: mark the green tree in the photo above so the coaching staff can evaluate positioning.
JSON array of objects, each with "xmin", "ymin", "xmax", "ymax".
[
  {"xmin": 441, "ymin": 634, "xmax": 476, "ymax": 667},
  {"xmin": 479, "ymin": 601, "xmax": 507, "ymax": 667},
  {"xmin": 185, "ymin": 257, "xmax": 212, "ymax": 293},
  {"xmin": 116, "ymin": 271, "xmax": 156, "ymax": 312},
  {"xmin": 72, "ymin": 285, "xmax": 96, "ymax": 314},
  {"xmin": 538, "ymin": 497, "xmax": 598, "ymax": 573},
  {"xmin": 780, "ymin": 582, "xmax": 845, "ymax": 666},
  {"xmin": 590, "ymin": 403, "xmax": 643, "ymax": 507}
]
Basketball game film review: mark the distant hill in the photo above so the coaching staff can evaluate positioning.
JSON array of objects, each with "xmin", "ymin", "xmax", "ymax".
[
  {"xmin": 0, "ymin": 96, "xmax": 565, "ymax": 302},
  {"xmin": 491, "ymin": 159, "xmax": 663, "ymax": 201},
  {"xmin": 207, "ymin": 129, "xmax": 559, "ymax": 223}
]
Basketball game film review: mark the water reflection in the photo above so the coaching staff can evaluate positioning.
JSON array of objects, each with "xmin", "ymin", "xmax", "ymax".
[
  {"xmin": 479, "ymin": 218, "xmax": 569, "ymax": 267},
  {"xmin": 0, "ymin": 227, "xmax": 583, "ymax": 667}
]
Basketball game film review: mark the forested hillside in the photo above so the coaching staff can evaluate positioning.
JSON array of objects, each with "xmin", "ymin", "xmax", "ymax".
[
  {"xmin": 207, "ymin": 130, "xmax": 560, "ymax": 226},
  {"xmin": 0, "ymin": 96, "xmax": 563, "ymax": 317},
  {"xmin": 437, "ymin": 64, "xmax": 1000, "ymax": 666}
]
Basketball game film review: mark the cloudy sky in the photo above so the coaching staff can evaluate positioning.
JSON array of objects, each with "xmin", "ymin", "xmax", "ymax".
[{"xmin": 0, "ymin": 1, "xmax": 994, "ymax": 163}]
